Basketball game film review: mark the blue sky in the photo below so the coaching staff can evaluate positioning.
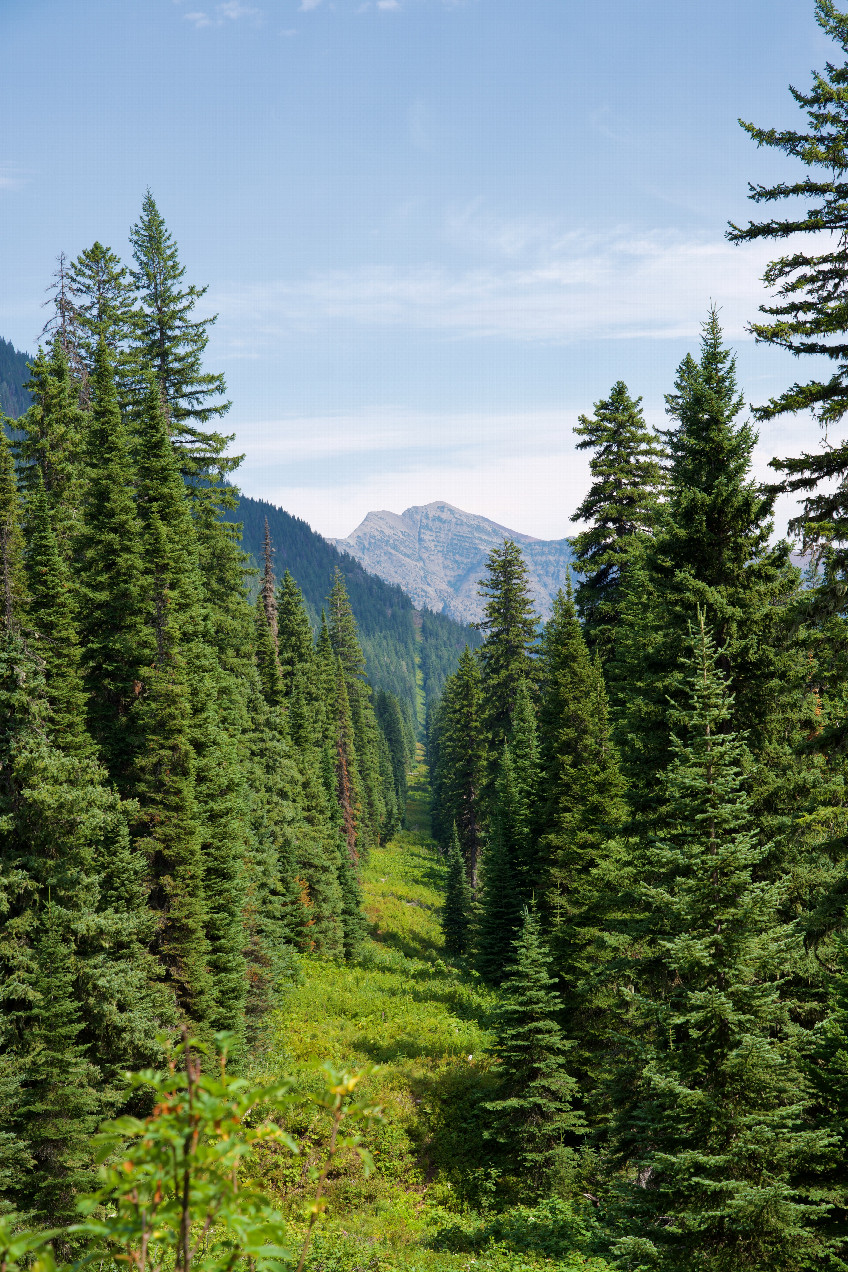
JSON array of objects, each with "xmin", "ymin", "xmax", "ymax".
[{"xmin": 0, "ymin": 0, "xmax": 835, "ymax": 538}]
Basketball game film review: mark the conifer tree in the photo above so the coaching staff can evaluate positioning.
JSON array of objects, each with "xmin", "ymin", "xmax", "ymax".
[
  {"xmin": 483, "ymin": 905, "xmax": 580, "ymax": 1192},
  {"xmin": 128, "ymin": 191, "xmax": 236, "ymax": 487},
  {"xmin": 614, "ymin": 311, "xmax": 802, "ymax": 818},
  {"xmin": 67, "ymin": 241, "xmax": 136, "ymax": 392},
  {"xmin": 442, "ymin": 825, "xmax": 473, "ymax": 956},
  {"xmin": 16, "ymin": 339, "xmax": 87, "ymax": 548},
  {"xmin": 806, "ymin": 937, "xmax": 848, "ymax": 1259},
  {"xmin": 276, "ymin": 569, "xmax": 315, "ymax": 698},
  {"xmin": 374, "ymin": 688, "xmax": 409, "ymax": 824},
  {"xmin": 76, "ymin": 340, "xmax": 151, "ymax": 781},
  {"xmin": 254, "ymin": 593, "xmax": 284, "ymax": 708},
  {"xmin": 11, "ymin": 908, "xmax": 100, "ymax": 1237},
  {"xmin": 0, "ymin": 430, "xmax": 26, "ymax": 630},
  {"xmin": 432, "ymin": 646, "xmax": 485, "ymax": 885},
  {"xmin": 23, "ymin": 475, "xmax": 91, "ymax": 756},
  {"xmin": 605, "ymin": 614, "xmax": 827, "ymax": 1272},
  {"xmin": 727, "ymin": 1, "xmax": 848, "ymax": 583},
  {"xmin": 570, "ymin": 381, "xmax": 665, "ymax": 664},
  {"xmin": 475, "ymin": 746, "xmax": 526, "ymax": 986},
  {"xmin": 536, "ymin": 587, "xmax": 626, "ymax": 964},
  {"xmin": 477, "ymin": 540, "xmax": 538, "ymax": 763}
]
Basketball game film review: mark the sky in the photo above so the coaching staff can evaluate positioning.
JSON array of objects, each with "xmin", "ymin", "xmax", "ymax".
[{"xmin": 0, "ymin": 0, "xmax": 838, "ymax": 540}]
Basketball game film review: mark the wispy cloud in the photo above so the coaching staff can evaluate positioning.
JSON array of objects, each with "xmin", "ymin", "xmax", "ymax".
[
  {"xmin": 0, "ymin": 164, "xmax": 30, "ymax": 192},
  {"xmin": 299, "ymin": 0, "xmax": 322, "ymax": 9},
  {"xmin": 230, "ymin": 404, "xmax": 812, "ymax": 541},
  {"xmin": 184, "ymin": 1, "xmax": 261, "ymax": 28},
  {"xmin": 212, "ymin": 222, "xmax": 806, "ymax": 348},
  {"xmin": 377, "ymin": 0, "xmax": 401, "ymax": 9}
]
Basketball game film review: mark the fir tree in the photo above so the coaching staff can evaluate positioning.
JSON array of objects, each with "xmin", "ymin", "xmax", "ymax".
[
  {"xmin": 67, "ymin": 241, "xmax": 136, "ymax": 394},
  {"xmin": 12, "ymin": 907, "xmax": 100, "ymax": 1239},
  {"xmin": 483, "ymin": 905, "xmax": 580, "ymax": 1192},
  {"xmin": 17, "ymin": 339, "xmax": 87, "ymax": 548},
  {"xmin": 570, "ymin": 381, "xmax": 665, "ymax": 664},
  {"xmin": 535, "ymin": 587, "xmax": 626, "ymax": 999},
  {"xmin": 0, "ymin": 429, "xmax": 26, "ymax": 630},
  {"xmin": 276, "ymin": 569, "xmax": 315, "ymax": 698},
  {"xmin": 605, "ymin": 614, "xmax": 827, "ymax": 1272},
  {"xmin": 76, "ymin": 340, "xmax": 151, "ymax": 782},
  {"xmin": 728, "ymin": 1, "xmax": 848, "ymax": 584},
  {"xmin": 23, "ymin": 475, "xmax": 91, "ymax": 756},
  {"xmin": 432, "ymin": 646, "xmax": 485, "ymax": 885},
  {"xmin": 128, "ymin": 191, "xmax": 236, "ymax": 488},
  {"xmin": 475, "ymin": 746, "xmax": 526, "ymax": 986},
  {"xmin": 441, "ymin": 825, "xmax": 473, "ymax": 956},
  {"xmin": 477, "ymin": 540, "xmax": 538, "ymax": 777},
  {"xmin": 614, "ymin": 311, "xmax": 802, "ymax": 820}
]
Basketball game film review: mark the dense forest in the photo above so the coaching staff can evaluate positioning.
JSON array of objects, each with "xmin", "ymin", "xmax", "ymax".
[
  {"xmin": 9, "ymin": 2, "xmax": 848, "ymax": 1270},
  {"xmin": 0, "ymin": 338, "xmax": 32, "ymax": 419}
]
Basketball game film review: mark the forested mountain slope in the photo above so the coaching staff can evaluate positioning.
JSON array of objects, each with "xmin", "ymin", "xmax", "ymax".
[
  {"xmin": 329, "ymin": 500, "xmax": 575, "ymax": 623},
  {"xmin": 232, "ymin": 491, "xmax": 480, "ymax": 714},
  {"xmin": 0, "ymin": 336, "xmax": 33, "ymax": 418}
]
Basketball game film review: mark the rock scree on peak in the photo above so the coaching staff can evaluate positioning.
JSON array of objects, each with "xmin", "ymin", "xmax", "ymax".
[{"xmin": 327, "ymin": 501, "xmax": 575, "ymax": 624}]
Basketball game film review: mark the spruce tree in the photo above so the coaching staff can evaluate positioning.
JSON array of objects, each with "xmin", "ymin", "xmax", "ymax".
[
  {"xmin": 76, "ymin": 339, "xmax": 151, "ymax": 782},
  {"xmin": 570, "ymin": 381, "xmax": 665, "ymax": 664},
  {"xmin": 483, "ymin": 905, "xmax": 580, "ymax": 1193},
  {"xmin": 476, "ymin": 539, "xmax": 538, "ymax": 780},
  {"xmin": 0, "ymin": 429, "xmax": 26, "ymax": 630},
  {"xmin": 67, "ymin": 241, "xmax": 136, "ymax": 395},
  {"xmin": 442, "ymin": 825, "xmax": 473, "ymax": 956},
  {"xmin": 475, "ymin": 746, "xmax": 526, "ymax": 986},
  {"xmin": 431, "ymin": 646, "xmax": 485, "ymax": 885},
  {"xmin": 535, "ymin": 587, "xmax": 626, "ymax": 980},
  {"xmin": 727, "ymin": 1, "xmax": 848, "ymax": 583},
  {"xmin": 605, "ymin": 614, "xmax": 827, "ymax": 1272},
  {"xmin": 16, "ymin": 339, "xmax": 87, "ymax": 548},
  {"xmin": 276, "ymin": 569, "xmax": 315, "ymax": 698},
  {"xmin": 614, "ymin": 311, "xmax": 802, "ymax": 819},
  {"xmin": 22, "ymin": 475, "xmax": 91, "ymax": 756},
  {"xmin": 12, "ymin": 907, "xmax": 101, "ymax": 1239},
  {"xmin": 128, "ymin": 191, "xmax": 236, "ymax": 488}
]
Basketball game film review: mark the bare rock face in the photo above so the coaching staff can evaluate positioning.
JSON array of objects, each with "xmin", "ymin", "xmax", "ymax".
[{"xmin": 328, "ymin": 501, "xmax": 574, "ymax": 624}]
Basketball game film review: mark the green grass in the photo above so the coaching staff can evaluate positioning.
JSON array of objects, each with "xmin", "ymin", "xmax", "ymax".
[{"xmin": 255, "ymin": 768, "xmax": 611, "ymax": 1272}]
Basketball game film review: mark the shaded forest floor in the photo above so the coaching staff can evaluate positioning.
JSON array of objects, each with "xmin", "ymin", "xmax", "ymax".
[{"xmin": 254, "ymin": 760, "xmax": 611, "ymax": 1272}]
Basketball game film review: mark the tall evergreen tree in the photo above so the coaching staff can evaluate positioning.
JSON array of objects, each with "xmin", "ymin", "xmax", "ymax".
[
  {"xmin": 614, "ymin": 310, "xmax": 802, "ymax": 820},
  {"xmin": 276, "ymin": 569, "xmax": 314, "ymax": 698},
  {"xmin": 474, "ymin": 745, "xmax": 526, "ymax": 986},
  {"xmin": 728, "ymin": 1, "xmax": 848, "ymax": 584},
  {"xmin": 477, "ymin": 540, "xmax": 538, "ymax": 771},
  {"xmin": 483, "ymin": 905, "xmax": 580, "ymax": 1192},
  {"xmin": 534, "ymin": 588, "xmax": 627, "ymax": 1094},
  {"xmin": 67, "ymin": 241, "xmax": 136, "ymax": 394},
  {"xmin": 432, "ymin": 646, "xmax": 486, "ymax": 885},
  {"xmin": 16, "ymin": 339, "xmax": 87, "ymax": 548},
  {"xmin": 22, "ymin": 475, "xmax": 91, "ymax": 756},
  {"xmin": 128, "ymin": 191, "xmax": 237, "ymax": 488},
  {"xmin": 442, "ymin": 825, "xmax": 474, "ymax": 957},
  {"xmin": 76, "ymin": 340, "xmax": 151, "ymax": 781},
  {"xmin": 570, "ymin": 381, "xmax": 665, "ymax": 664},
  {"xmin": 605, "ymin": 615, "xmax": 827, "ymax": 1272}
]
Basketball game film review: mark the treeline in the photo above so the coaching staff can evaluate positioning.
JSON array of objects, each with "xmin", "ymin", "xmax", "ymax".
[
  {"xmin": 232, "ymin": 491, "xmax": 480, "ymax": 717},
  {"xmin": 0, "ymin": 338, "xmax": 32, "ymax": 419},
  {"xmin": 0, "ymin": 194, "xmax": 415, "ymax": 1230},
  {"xmin": 430, "ymin": 310, "xmax": 848, "ymax": 1269}
]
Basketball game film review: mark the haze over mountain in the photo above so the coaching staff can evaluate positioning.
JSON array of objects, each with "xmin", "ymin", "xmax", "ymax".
[{"xmin": 328, "ymin": 501, "xmax": 575, "ymax": 624}]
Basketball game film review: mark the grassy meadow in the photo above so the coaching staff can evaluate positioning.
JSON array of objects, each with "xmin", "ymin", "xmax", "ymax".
[{"xmin": 252, "ymin": 765, "xmax": 611, "ymax": 1272}]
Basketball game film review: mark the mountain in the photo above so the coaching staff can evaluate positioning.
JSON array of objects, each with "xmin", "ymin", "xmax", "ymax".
[
  {"xmin": 0, "ymin": 337, "xmax": 33, "ymax": 418},
  {"xmin": 328, "ymin": 501, "xmax": 575, "ymax": 624},
  {"xmin": 228, "ymin": 492, "xmax": 481, "ymax": 718}
]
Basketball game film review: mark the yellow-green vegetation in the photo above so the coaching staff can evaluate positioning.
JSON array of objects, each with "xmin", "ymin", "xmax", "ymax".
[{"xmin": 255, "ymin": 769, "xmax": 611, "ymax": 1272}]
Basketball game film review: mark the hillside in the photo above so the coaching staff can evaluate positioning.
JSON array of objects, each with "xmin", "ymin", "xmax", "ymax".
[
  {"xmin": 230, "ymin": 491, "xmax": 481, "ymax": 717},
  {"xmin": 329, "ymin": 501, "xmax": 575, "ymax": 624},
  {"xmin": 260, "ymin": 766, "xmax": 611, "ymax": 1272},
  {"xmin": 0, "ymin": 337, "xmax": 33, "ymax": 419}
]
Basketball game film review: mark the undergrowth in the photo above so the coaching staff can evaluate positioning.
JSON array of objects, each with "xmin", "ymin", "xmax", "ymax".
[{"xmin": 254, "ymin": 775, "xmax": 611, "ymax": 1272}]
